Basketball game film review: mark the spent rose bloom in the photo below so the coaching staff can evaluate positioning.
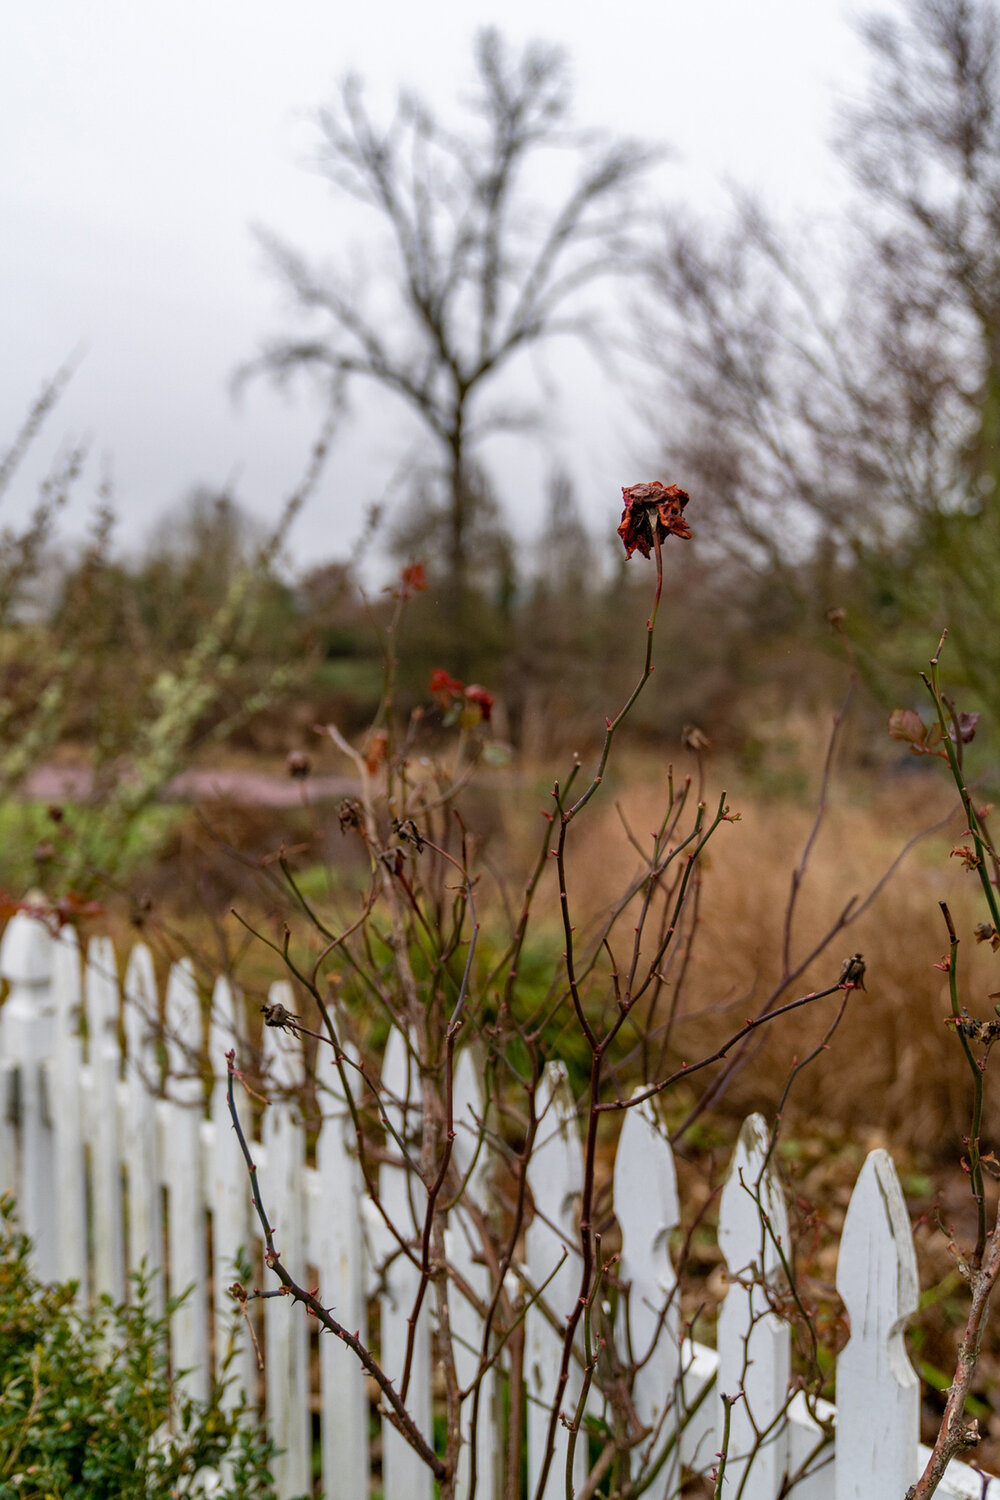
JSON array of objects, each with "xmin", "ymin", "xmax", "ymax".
[
  {"xmin": 464, "ymin": 684, "xmax": 494, "ymax": 723},
  {"xmin": 618, "ymin": 482, "xmax": 692, "ymax": 559},
  {"xmin": 429, "ymin": 669, "xmax": 494, "ymax": 725},
  {"xmin": 430, "ymin": 668, "xmax": 464, "ymax": 701},
  {"xmin": 399, "ymin": 562, "xmax": 427, "ymax": 595}
]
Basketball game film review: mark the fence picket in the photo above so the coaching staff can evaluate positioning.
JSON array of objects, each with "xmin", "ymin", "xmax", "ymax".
[
  {"xmin": 51, "ymin": 925, "xmax": 87, "ymax": 1290},
  {"xmin": 0, "ymin": 912, "xmax": 57, "ymax": 1276},
  {"xmin": 614, "ymin": 1094, "xmax": 681, "ymax": 1492},
  {"xmin": 87, "ymin": 935, "xmax": 126, "ymax": 1304},
  {"xmin": 717, "ymin": 1112, "xmax": 791, "ymax": 1499},
  {"xmin": 261, "ymin": 981, "xmax": 312, "ymax": 1499},
  {"xmin": 5, "ymin": 924, "xmax": 1000, "ymax": 1500},
  {"xmin": 524, "ymin": 1061, "xmax": 587, "ymax": 1500},
  {"xmin": 314, "ymin": 1044, "xmax": 369, "ymax": 1500},
  {"xmin": 450, "ymin": 1047, "xmax": 499, "ymax": 1500},
  {"xmin": 835, "ymin": 1148, "xmax": 920, "ymax": 1499},
  {"xmin": 207, "ymin": 973, "xmax": 256, "ymax": 1407},
  {"xmin": 122, "ymin": 943, "xmax": 165, "ymax": 1319},
  {"xmin": 379, "ymin": 1027, "xmax": 434, "ymax": 1500},
  {"xmin": 162, "ymin": 958, "xmax": 209, "ymax": 1404}
]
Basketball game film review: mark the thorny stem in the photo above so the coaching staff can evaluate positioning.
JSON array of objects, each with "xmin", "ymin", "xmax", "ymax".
[
  {"xmin": 760, "ymin": 993, "xmax": 851, "ymax": 1375},
  {"xmin": 939, "ymin": 902, "xmax": 987, "ymax": 1266},
  {"xmin": 713, "ymin": 1394, "xmax": 738, "ymax": 1499},
  {"xmin": 906, "ymin": 1214, "xmax": 1000, "ymax": 1499},
  {"xmin": 598, "ymin": 982, "xmax": 845, "ymax": 1114},
  {"xmin": 925, "ymin": 638, "xmax": 1000, "ymax": 934},
  {"xmin": 224, "ymin": 1052, "xmax": 447, "ymax": 1484}
]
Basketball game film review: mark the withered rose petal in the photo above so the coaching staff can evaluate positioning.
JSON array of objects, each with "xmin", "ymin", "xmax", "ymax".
[
  {"xmin": 464, "ymin": 684, "xmax": 495, "ymax": 722},
  {"xmin": 657, "ymin": 499, "xmax": 692, "ymax": 539},
  {"xmin": 622, "ymin": 481, "xmax": 690, "ymax": 509},
  {"xmin": 430, "ymin": 668, "xmax": 464, "ymax": 698},
  {"xmin": 617, "ymin": 505, "xmax": 653, "ymax": 559},
  {"xmin": 619, "ymin": 482, "xmax": 692, "ymax": 556},
  {"xmin": 950, "ymin": 711, "xmax": 980, "ymax": 745}
]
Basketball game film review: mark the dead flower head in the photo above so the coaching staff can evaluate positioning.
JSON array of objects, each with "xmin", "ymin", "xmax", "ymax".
[
  {"xmin": 618, "ymin": 482, "xmax": 692, "ymax": 559},
  {"xmin": 839, "ymin": 953, "xmax": 867, "ymax": 990}
]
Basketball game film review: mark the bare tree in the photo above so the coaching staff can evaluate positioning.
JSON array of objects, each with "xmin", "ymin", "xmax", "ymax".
[
  {"xmin": 641, "ymin": 0, "xmax": 1000, "ymax": 707},
  {"xmin": 247, "ymin": 28, "xmax": 656, "ymax": 631}
]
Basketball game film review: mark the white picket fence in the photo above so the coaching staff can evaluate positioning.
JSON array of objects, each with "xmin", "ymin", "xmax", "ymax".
[{"xmin": 0, "ymin": 907, "xmax": 996, "ymax": 1500}]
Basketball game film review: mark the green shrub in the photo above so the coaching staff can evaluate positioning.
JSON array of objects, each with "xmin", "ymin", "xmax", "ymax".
[{"xmin": 0, "ymin": 1198, "xmax": 297, "ymax": 1500}]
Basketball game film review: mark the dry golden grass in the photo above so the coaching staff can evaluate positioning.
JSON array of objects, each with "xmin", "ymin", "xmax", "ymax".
[{"xmin": 543, "ymin": 746, "xmax": 998, "ymax": 1160}]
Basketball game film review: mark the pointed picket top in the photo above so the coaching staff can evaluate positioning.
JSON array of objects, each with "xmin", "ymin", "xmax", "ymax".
[
  {"xmin": 716, "ymin": 1114, "xmax": 791, "ymax": 1499},
  {"xmin": 615, "ymin": 1094, "xmax": 680, "ymax": 1280},
  {"xmin": 614, "ymin": 1096, "xmax": 681, "ymax": 1444},
  {"xmin": 835, "ymin": 1148, "xmax": 919, "ymax": 1499},
  {"xmin": 0, "ymin": 906, "xmax": 55, "ymax": 996},
  {"xmin": 0, "ymin": 906, "xmax": 55, "ymax": 1060},
  {"xmin": 122, "ymin": 944, "xmax": 160, "ymax": 1085}
]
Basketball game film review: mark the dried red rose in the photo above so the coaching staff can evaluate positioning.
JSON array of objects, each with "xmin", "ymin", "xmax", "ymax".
[
  {"xmin": 618, "ymin": 482, "xmax": 692, "ymax": 559},
  {"xmin": 430, "ymin": 668, "xmax": 464, "ymax": 701},
  {"xmin": 950, "ymin": 711, "xmax": 980, "ymax": 745},
  {"xmin": 400, "ymin": 562, "xmax": 427, "ymax": 595},
  {"xmin": 464, "ymin": 684, "xmax": 494, "ymax": 723}
]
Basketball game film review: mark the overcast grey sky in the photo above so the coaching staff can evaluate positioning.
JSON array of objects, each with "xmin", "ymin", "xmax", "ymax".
[{"xmin": 1, "ymin": 0, "xmax": 886, "ymax": 573}]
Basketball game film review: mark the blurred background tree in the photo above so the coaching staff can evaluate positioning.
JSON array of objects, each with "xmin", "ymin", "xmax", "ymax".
[
  {"xmin": 245, "ymin": 27, "xmax": 656, "ymax": 665},
  {"xmin": 641, "ymin": 0, "xmax": 1000, "ymax": 722}
]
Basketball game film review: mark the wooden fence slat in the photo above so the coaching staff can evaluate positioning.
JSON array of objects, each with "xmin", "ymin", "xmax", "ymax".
[
  {"xmin": 122, "ymin": 943, "xmax": 165, "ymax": 1320},
  {"xmin": 207, "ymin": 974, "xmax": 256, "ymax": 1408},
  {"xmin": 260, "ymin": 981, "xmax": 312, "ymax": 1499},
  {"xmin": 717, "ymin": 1112, "xmax": 791, "ymax": 1499},
  {"xmin": 524, "ymin": 1062, "xmax": 587, "ymax": 1500},
  {"xmin": 835, "ymin": 1148, "xmax": 919, "ymax": 1499},
  {"xmin": 0, "ymin": 912, "xmax": 57, "ymax": 1277},
  {"xmin": 87, "ymin": 935, "xmax": 126, "ymax": 1305},
  {"xmin": 450, "ymin": 1047, "xmax": 500, "ymax": 1500},
  {"xmin": 314, "ymin": 1045, "xmax": 369, "ymax": 1500},
  {"xmin": 51, "ymin": 926, "xmax": 87, "ymax": 1290},
  {"xmin": 9, "ymin": 923, "xmax": 1000, "ymax": 1498},
  {"xmin": 379, "ymin": 1027, "xmax": 434, "ymax": 1500},
  {"xmin": 614, "ymin": 1095, "xmax": 682, "ymax": 1492},
  {"xmin": 162, "ymin": 958, "xmax": 209, "ymax": 1404}
]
